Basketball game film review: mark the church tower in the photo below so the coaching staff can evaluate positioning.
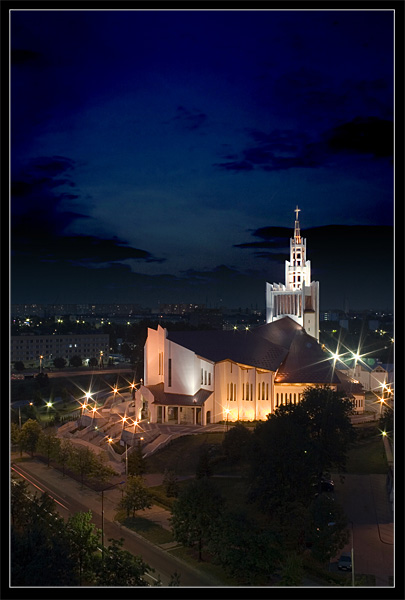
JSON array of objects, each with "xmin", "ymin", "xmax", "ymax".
[{"xmin": 266, "ymin": 207, "xmax": 320, "ymax": 341}]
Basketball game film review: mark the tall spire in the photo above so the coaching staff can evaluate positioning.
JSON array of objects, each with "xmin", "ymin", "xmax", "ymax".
[{"xmin": 294, "ymin": 205, "xmax": 301, "ymax": 243}]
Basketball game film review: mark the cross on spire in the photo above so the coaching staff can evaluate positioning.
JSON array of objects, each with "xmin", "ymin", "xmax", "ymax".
[{"xmin": 295, "ymin": 205, "xmax": 300, "ymax": 221}]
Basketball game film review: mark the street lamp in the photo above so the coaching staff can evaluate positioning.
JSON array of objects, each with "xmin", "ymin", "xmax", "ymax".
[
  {"xmin": 225, "ymin": 408, "xmax": 230, "ymax": 432},
  {"xmin": 101, "ymin": 480, "xmax": 125, "ymax": 562},
  {"xmin": 39, "ymin": 355, "xmax": 43, "ymax": 373}
]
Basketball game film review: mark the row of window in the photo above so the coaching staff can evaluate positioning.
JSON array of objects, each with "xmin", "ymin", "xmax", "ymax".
[
  {"xmin": 201, "ymin": 368, "xmax": 212, "ymax": 386},
  {"xmin": 275, "ymin": 392, "xmax": 302, "ymax": 406},
  {"xmin": 227, "ymin": 382, "xmax": 270, "ymax": 401}
]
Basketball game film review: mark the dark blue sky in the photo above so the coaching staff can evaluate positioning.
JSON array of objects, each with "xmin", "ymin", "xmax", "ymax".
[{"xmin": 10, "ymin": 8, "xmax": 394, "ymax": 310}]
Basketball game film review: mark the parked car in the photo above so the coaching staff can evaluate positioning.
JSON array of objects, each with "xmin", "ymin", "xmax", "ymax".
[{"xmin": 338, "ymin": 553, "xmax": 352, "ymax": 571}]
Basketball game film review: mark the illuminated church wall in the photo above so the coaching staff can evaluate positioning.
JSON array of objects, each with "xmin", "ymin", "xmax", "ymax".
[{"xmin": 213, "ymin": 361, "xmax": 274, "ymax": 422}]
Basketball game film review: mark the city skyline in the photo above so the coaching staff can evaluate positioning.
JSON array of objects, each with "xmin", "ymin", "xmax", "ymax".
[{"xmin": 11, "ymin": 9, "xmax": 394, "ymax": 310}]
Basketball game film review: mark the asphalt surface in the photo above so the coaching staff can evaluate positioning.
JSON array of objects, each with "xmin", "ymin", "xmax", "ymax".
[
  {"xmin": 10, "ymin": 456, "xmax": 226, "ymax": 588},
  {"xmin": 330, "ymin": 472, "xmax": 393, "ymax": 586}
]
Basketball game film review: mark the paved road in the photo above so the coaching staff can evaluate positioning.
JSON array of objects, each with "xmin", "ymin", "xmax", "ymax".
[
  {"xmin": 331, "ymin": 473, "xmax": 393, "ymax": 586},
  {"xmin": 11, "ymin": 457, "xmax": 226, "ymax": 587}
]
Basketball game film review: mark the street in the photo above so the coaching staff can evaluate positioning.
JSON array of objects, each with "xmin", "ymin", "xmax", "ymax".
[
  {"xmin": 331, "ymin": 472, "xmax": 393, "ymax": 586},
  {"xmin": 11, "ymin": 457, "xmax": 226, "ymax": 587}
]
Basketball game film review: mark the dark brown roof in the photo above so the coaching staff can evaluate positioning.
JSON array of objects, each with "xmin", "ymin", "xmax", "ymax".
[
  {"xmin": 167, "ymin": 326, "xmax": 290, "ymax": 371},
  {"xmin": 146, "ymin": 383, "xmax": 212, "ymax": 406},
  {"xmin": 334, "ymin": 370, "xmax": 365, "ymax": 396},
  {"xmin": 275, "ymin": 329, "xmax": 341, "ymax": 384}
]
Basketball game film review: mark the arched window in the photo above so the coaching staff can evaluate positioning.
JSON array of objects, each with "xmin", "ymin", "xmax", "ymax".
[
  {"xmin": 262, "ymin": 382, "xmax": 265, "ymax": 400},
  {"xmin": 266, "ymin": 383, "xmax": 269, "ymax": 400}
]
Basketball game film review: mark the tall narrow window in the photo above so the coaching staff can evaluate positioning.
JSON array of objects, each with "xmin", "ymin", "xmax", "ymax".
[
  {"xmin": 262, "ymin": 382, "xmax": 265, "ymax": 400},
  {"xmin": 201, "ymin": 368, "xmax": 204, "ymax": 385},
  {"xmin": 208, "ymin": 372, "xmax": 211, "ymax": 386},
  {"xmin": 168, "ymin": 358, "xmax": 172, "ymax": 387},
  {"xmin": 242, "ymin": 383, "xmax": 245, "ymax": 400},
  {"xmin": 227, "ymin": 383, "xmax": 229, "ymax": 401},
  {"xmin": 204, "ymin": 371, "xmax": 207, "ymax": 385},
  {"xmin": 258, "ymin": 383, "xmax": 260, "ymax": 399},
  {"xmin": 276, "ymin": 393, "xmax": 279, "ymax": 407},
  {"xmin": 266, "ymin": 383, "xmax": 269, "ymax": 400},
  {"xmin": 246, "ymin": 384, "xmax": 249, "ymax": 401},
  {"xmin": 234, "ymin": 384, "xmax": 236, "ymax": 401},
  {"xmin": 230, "ymin": 384, "xmax": 233, "ymax": 401},
  {"xmin": 251, "ymin": 384, "xmax": 253, "ymax": 401}
]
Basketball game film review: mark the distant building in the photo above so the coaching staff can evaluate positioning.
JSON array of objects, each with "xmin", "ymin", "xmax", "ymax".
[
  {"xmin": 266, "ymin": 207, "xmax": 319, "ymax": 341},
  {"xmin": 135, "ymin": 316, "xmax": 364, "ymax": 426},
  {"xmin": 338, "ymin": 359, "xmax": 394, "ymax": 393},
  {"xmin": 10, "ymin": 333, "xmax": 109, "ymax": 368}
]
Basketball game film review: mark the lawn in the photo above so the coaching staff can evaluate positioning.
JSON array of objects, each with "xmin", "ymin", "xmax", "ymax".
[
  {"xmin": 345, "ymin": 435, "xmax": 388, "ymax": 474},
  {"xmin": 144, "ymin": 431, "xmax": 225, "ymax": 476}
]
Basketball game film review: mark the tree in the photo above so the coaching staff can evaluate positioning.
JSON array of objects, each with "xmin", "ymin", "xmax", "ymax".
[
  {"xmin": 306, "ymin": 494, "xmax": 349, "ymax": 564},
  {"xmin": 37, "ymin": 429, "xmax": 60, "ymax": 466},
  {"xmin": 300, "ymin": 387, "xmax": 356, "ymax": 487},
  {"xmin": 11, "ymin": 422, "xmax": 21, "ymax": 447},
  {"xmin": 222, "ymin": 422, "xmax": 252, "ymax": 463},
  {"xmin": 57, "ymin": 438, "xmax": 73, "ymax": 476},
  {"xmin": 34, "ymin": 372, "xmax": 50, "ymax": 389},
  {"xmin": 11, "ymin": 477, "xmax": 29, "ymax": 527},
  {"xmin": 69, "ymin": 355, "xmax": 83, "ymax": 368},
  {"xmin": 171, "ymin": 478, "xmax": 224, "ymax": 561},
  {"xmin": 248, "ymin": 408, "xmax": 313, "ymax": 514},
  {"xmin": 118, "ymin": 476, "xmax": 153, "ymax": 518},
  {"xmin": 163, "ymin": 468, "xmax": 179, "ymax": 498},
  {"xmin": 96, "ymin": 538, "xmax": 150, "ymax": 586},
  {"xmin": 195, "ymin": 448, "xmax": 212, "ymax": 479},
  {"xmin": 19, "ymin": 419, "xmax": 42, "ymax": 456},
  {"xmin": 14, "ymin": 361, "xmax": 25, "ymax": 372},
  {"xmin": 127, "ymin": 440, "xmax": 146, "ymax": 476},
  {"xmin": 69, "ymin": 445, "xmax": 98, "ymax": 487},
  {"xmin": 207, "ymin": 508, "xmax": 280, "ymax": 584},
  {"xmin": 88, "ymin": 357, "xmax": 99, "ymax": 367},
  {"xmin": 11, "ymin": 491, "xmax": 77, "ymax": 586},
  {"xmin": 53, "ymin": 357, "xmax": 67, "ymax": 369},
  {"xmin": 279, "ymin": 553, "xmax": 304, "ymax": 586},
  {"xmin": 65, "ymin": 510, "xmax": 100, "ymax": 585}
]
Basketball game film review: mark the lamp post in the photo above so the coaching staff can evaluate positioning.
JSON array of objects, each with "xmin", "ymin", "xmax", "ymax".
[
  {"xmin": 225, "ymin": 408, "xmax": 230, "ymax": 432},
  {"xmin": 101, "ymin": 480, "xmax": 125, "ymax": 563},
  {"xmin": 39, "ymin": 355, "xmax": 43, "ymax": 373}
]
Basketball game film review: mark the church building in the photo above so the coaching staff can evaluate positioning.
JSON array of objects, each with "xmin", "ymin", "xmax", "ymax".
[
  {"xmin": 266, "ymin": 206, "xmax": 320, "ymax": 341},
  {"xmin": 135, "ymin": 209, "xmax": 364, "ymax": 425}
]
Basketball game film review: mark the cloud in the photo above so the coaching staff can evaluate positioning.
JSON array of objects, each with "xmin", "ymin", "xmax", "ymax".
[
  {"xmin": 171, "ymin": 105, "xmax": 208, "ymax": 131},
  {"xmin": 214, "ymin": 116, "xmax": 393, "ymax": 173},
  {"xmin": 325, "ymin": 117, "xmax": 393, "ymax": 158},
  {"xmin": 11, "ymin": 156, "xmax": 164, "ymax": 267}
]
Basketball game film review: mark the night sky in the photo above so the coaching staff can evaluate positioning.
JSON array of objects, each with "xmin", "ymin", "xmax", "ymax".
[{"xmin": 10, "ymin": 9, "xmax": 394, "ymax": 311}]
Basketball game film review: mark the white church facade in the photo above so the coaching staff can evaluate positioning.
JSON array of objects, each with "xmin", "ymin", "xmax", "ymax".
[
  {"xmin": 134, "ymin": 208, "xmax": 364, "ymax": 424},
  {"xmin": 266, "ymin": 207, "xmax": 320, "ymax": 341}
]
